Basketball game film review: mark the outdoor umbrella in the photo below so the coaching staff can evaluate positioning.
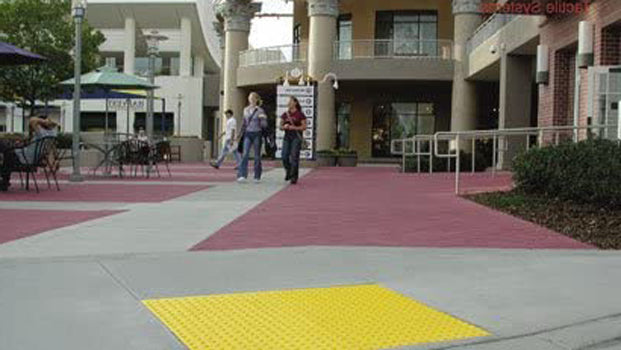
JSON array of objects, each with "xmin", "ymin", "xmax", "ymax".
[
  {"xmin": 59, "ymin": 66, "xmax": 158, "ymax": 133},
  {"xmin": 0, "ymin": 41, "xmax": 46, "ymax": 66}
]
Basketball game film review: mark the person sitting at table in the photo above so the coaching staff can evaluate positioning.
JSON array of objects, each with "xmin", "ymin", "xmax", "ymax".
[{"xmin": 0, "ymin": 116, "xmax": 58, "ymax": 191}]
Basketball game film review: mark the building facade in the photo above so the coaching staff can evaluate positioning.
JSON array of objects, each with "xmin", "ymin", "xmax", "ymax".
[
  {"xmin": 0, "ymin": 0, "xmax": 222, "ymax": 140},
  {"xmin": 216, "ymin": 0, "xmax": 621, "ymax": 161}
]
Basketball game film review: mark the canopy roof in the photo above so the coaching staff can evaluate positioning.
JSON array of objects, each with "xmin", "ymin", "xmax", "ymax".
[
  {"xmin": 0, "ymin": 41, "xmax": 46, "ymax": 66},
  {"xmin": 59, "ymin": 66, "xmax": 158, "ymax": 90}
]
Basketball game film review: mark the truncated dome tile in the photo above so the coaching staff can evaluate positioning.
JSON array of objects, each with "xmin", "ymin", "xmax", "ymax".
[{"xmin": 143, "ymin": 284, "xmax": 489, "ymax": 350}]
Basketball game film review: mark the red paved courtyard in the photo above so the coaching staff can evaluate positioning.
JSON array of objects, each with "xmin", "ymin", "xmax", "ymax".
[
  {"xmin": 193, "ymin": 167, "xmax": 592, "ymax": 251},
  {"xmin": 0, "ymin": 209, "xmax": 123, "ymax": 245},
  {"xmin": 0, "ymin": 183, "xmax": 209, "ymax": 202}
]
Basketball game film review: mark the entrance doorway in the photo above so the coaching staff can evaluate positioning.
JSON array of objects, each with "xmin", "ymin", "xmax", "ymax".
[{"xmin": 372, "ymin": 102, "xmax": 435, "ymax": 157}]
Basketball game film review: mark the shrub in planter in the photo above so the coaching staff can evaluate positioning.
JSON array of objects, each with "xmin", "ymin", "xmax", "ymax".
[
  {"xmin": 336, "ymin": 148, "xmax": 358, "ymax": 167},
  {"xmin": 513, "ymin": 139, "xmax": 621, "ymax": 208},
  {"xmin": 316, "ymin": 149, "xmax": 337, "ymax": 167}
]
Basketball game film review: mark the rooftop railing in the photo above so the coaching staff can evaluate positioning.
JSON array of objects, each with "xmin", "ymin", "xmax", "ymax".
[
  {"xmin": 334, "ymin": 39, "xmax": 453, "ymax": 60},
  {"xmin": 239, "ymin": 43, "xmax": 308, "ymax": 67},
  {"xmin": 467, "ymin": 13, "xmax": 519, "ymax": 53}
]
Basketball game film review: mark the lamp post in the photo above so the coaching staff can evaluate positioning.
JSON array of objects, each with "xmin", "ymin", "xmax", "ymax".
[
  {"xmin": 176, "ymin": 93, "xmax": 183, "ymax": 136},
  {"xmin": 70, "ymin": 0, "xmax": 86, "ymax": 182},
  {"xmin": 144, "ymin": 30, "xmax": 167, "ymax": 138}
]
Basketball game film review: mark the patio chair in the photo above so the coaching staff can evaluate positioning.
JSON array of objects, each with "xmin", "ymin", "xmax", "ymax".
[
  {"xmin": 12, "ymin": 136, "xmax": 57, "ymax": 193},
  {"xmin": 39, "ymin": 138, "xmax": 62, "ymax": 191},
  {"xmin": 152, "ymin": 141, "xmax": 172, "ymax": 177}
]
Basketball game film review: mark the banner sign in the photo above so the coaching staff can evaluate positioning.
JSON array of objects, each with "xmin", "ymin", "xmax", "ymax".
[
  {"xmin": 107, "ymin": 99, "xmax": 145, "ymax": 111},
  {"xmin": 276, "ymin": 85, "xmax": 316, "ymax": 160}
]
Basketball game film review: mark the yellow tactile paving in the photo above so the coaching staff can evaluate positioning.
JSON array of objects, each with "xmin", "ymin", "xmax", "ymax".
[{"xmin": 143, "ymin": 284, "xmax": 489, "ymax": 350}]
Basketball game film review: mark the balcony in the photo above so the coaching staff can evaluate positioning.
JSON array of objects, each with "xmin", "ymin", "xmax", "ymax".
[
  {"xmin": 467, "ymin": 14, "xmax": 519, "ymax": 53},
  {"xmin": 334, "ymin": 39, "xmax": 453, "ymax": 61},
  {"xmin": 239, "ymin": 43, "xmax": 307, "ymax": 67},
  {"xmin": 237, "ymin": 40, "xmax": 454, "ymax": 87}
]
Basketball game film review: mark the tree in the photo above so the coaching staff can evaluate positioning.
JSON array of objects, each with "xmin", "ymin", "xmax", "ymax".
[{"xmin": 0, "ymin": 0, "xmax": 105, "ymax": 115}]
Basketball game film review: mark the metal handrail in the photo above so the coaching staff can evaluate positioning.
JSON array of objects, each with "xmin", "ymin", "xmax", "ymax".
[
  {"xmin": 391, "ymin": 135, "xmax": 435, "ymax": 174},
  {"xmin": 334, "ymin": 39, "xmax": 453, "ymax": 60},
  {"xmin": 433, "ymin": 124, "xmax": 616, "ymax": 194},
  {"xmin": 239, "ymin": 43, "xmax": 308, "ymax": 67},
  {"xmin": 467, "ymin": 13, "xmax": 519, "ymax": 53},
  {"xmin": 392, "ymin": 124, "xmax": 617, "ymax": 194}
]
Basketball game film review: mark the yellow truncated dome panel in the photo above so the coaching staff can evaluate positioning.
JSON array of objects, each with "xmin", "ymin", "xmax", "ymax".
[{"xmin": 143, "ymin": 284, "xmax": 489, "ymax": 350}]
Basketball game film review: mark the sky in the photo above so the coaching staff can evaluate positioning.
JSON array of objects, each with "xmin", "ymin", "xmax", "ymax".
[{"xmin": 248, "ymin": 0, "xmax": 293, "ymax": 49}]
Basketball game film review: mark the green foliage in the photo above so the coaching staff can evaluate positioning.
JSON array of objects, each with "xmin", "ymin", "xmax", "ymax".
[
  {"xmin": 316, "ymin": 149, "xmax": 338, "ymax": 156},
  {"xmin": 513, "ymin": 139, "xmax": 621, "ymax": 208},
  {"xmin": 335, "ymin": 148, "xmax": 357, "ymax": 156},
  {"xmin": 55, "ymin": 132, "xmax": 74, "ymax": 149},
  {"xmin": 0, "ymin": 0, "xmax": 105, "ymax": 112}
]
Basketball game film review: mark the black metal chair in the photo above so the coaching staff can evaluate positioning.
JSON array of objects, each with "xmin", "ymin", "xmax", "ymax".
[{"xmin": 12, "ymin": 136, "xmax": 57, "ymax": 193}]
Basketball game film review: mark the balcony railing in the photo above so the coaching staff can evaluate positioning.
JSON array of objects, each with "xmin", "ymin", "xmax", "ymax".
[
  {"xmin": 334, "ymin": 39, "xmax": 453, "ymax": 60},
  {"xmin": 239, "ymin": 43, "xmax": 308, "ymax": 67},
  {"xmin": 467, "ymin": 13, "xmax": 519, "ymax": 53}
]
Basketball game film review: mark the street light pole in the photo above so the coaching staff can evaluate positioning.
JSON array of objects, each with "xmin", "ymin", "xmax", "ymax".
[
  {"xmin": 177, "ymin": 93, "xmax": 183, "ymax": 136},
  {"xmin": 144, "ymin": 30, "xmax": 167, "ymax": 139},
  {"xmin": 70, "ymin": 0, "xmax": 86, "ymax": 182}
]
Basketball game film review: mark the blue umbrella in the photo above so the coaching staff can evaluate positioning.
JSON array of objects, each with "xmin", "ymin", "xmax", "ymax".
[{"xmin": 0, "ymin": 41, "xmax": 46, "ymax": 66}]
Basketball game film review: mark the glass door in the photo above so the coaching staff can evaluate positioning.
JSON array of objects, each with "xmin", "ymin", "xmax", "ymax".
[{"xmin": 372, "ymin": 102, "xmax": 436, "ymax": 157}]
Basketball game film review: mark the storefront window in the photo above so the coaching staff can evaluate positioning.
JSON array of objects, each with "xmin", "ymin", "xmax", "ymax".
[
  {"xmin": 372, "ymin": 102, "xmax": 436, "ymax": 157},
  {"xmin": 337, "ymin": 103, "xmax": 351, "ymax": 149}
]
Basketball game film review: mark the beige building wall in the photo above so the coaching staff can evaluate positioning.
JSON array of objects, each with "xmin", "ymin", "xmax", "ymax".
[{"xmin": 294, "ymin": 0, "xmax": 454, "ymax": 43}]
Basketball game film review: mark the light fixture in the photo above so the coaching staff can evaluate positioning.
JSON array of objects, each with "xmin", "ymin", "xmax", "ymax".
[
  {"xmin": 72, "ymin": 0, "xmax": 87, "ymax": 18},
  {"xmin": 578, "ymin": 21, "xmax": 594, "ymax": 68},
  {"xmin": 321, "ymin": 72, "xmax": 339, "ymax": 90},
  {"xmin": 536, "ymin": 44, "xmax": 549, "ymax": 85}
]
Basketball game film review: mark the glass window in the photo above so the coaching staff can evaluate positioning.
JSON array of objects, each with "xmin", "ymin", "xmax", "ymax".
[
  {"xmin": 372, "ymin": 102, "xmax": 436, "ymax": 157},
  {"xmin": 337, "ymin": 103, "xmax": 351, "ymax": 149},
  {"xmin": 338, "ymin": 15, "xmax": 352, "ymax": 59},
  {"xmin": 375, "ymin": 11, "xmax": 438, "ymax": 57}
]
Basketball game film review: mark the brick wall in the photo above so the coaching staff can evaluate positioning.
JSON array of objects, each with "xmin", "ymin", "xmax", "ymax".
[{"xmin": 538, "ymin": 0, "xmax": 621, "ymax": 128}]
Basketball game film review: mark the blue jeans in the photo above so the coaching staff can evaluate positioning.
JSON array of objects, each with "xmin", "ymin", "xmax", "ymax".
[
  {"xmin": 238, "ymin": 131, "xmax": 262, "ymax": 179},
  {"xmin": 215, "ymin": 139, "xmax": 241, "ymax": 167},
  {"xmin": 281, "ymin": 134, "xmax": 301, "ymax": 181}
]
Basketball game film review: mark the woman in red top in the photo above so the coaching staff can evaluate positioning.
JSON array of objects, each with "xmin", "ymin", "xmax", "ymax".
[{"xmin": 280, "ymin": 96, "xmax": 307, "ymax": 184}]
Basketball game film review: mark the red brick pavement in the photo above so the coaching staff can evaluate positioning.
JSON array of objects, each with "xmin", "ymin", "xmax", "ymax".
[
  {"xmin": 0, "ymin": 183, "xmax": 208, "ymax": 203},
  {"xmin": 0, "ymin": 209, "xmax": 123, "ymax": 245},
  {"xmin": 192, "ymin": 167, "xmax": 592, "ymax": 251}
]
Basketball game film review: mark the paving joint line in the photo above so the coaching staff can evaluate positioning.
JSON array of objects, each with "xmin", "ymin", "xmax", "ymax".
[
  {"xmin": 96, "ymin": 259, "xmax": 142, "ymax": 302},
  {"xmin": 428, "ymin": 312, "xmax": 621, "ymax": 349}
]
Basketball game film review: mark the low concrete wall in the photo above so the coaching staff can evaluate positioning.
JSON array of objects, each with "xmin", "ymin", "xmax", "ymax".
[
  {"xmin": 59, "ymin": 149, "xmax": 103, "ymax": 168},
  {"xmin": 170, "ymin": 137, "xmax": 206, "ymax": 163}
]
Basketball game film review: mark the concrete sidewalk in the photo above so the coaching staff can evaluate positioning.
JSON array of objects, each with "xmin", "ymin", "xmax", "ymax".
[{"xmin": 1, "ymin": 247, "xmax": 620, "ymax": 350}]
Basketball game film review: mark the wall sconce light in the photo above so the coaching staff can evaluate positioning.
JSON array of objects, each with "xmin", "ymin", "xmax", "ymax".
[
  {"xmin": 536, "ymin": 44, "xmax": 549, "ymax": 85},
  {"xmin": 578, "ymin": 21, "xmax": 594, "ymax": 68}
]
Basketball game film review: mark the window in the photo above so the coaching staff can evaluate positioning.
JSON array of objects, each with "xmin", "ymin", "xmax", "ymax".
[
  {"xmin": 372, "ymin": 102, "xmax": 436, "ymax": 157},
  {"xmin": 375, "ymin": 11, "xmax": 438, "ymax": 57},
  {"xmin": 337, "ymin": 103, "xmax": 351, "ymax": 149},
  {"xmin": 134, "ymin": 55, "xmax": 180, "ymax": 77},
  {"xmin": 338, "ymin": 14, "xmax": 352, "ymax": 59},
  {"xmin": 293, "ymin": 23, "xmax": 301, "ymax": 44}
]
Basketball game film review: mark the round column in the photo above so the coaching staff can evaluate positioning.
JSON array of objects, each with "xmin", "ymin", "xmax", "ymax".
[
  {"xmin": 308, "ymin": 0, "xmax": 339, "ymax": 151},
  {"xmin": 216, "ymin": 0, "xmax": 261, "ymax": 126},
  {"xmin": 450, "ymin": 0, "xmax": 482, "ymax": 148}
]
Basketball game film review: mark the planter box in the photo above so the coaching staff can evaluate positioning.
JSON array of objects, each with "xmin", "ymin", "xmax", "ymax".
[
  {"xmin": 338, "ymin": 155, "xmax": 358, "ymax": 167},
  {"xmin": 316, "ymin": 154, "xmax": 337, "ymax": 167}
]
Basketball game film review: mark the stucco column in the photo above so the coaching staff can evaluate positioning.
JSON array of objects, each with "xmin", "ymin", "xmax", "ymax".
[
  {"xmin": 123, "ymin": 17, "xmax": 136, "ymax": 74},
  {"xmin": 308, "ymin": 0, "xmax": 338, "ymax": 151},
  {"xmin": 180, "ymin": 17, "xmax": 192, "ymax": 77},
  {"xmin": 450, "ymin": 0, "xmax": 482, "ymax": 149},
  {"xmin": 498, "ymin": 54, "xmax": 533, "ymax": 169},
  {"xmin": 216, "ymin": 0, "xmax": 261, "ymax": 127}
]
